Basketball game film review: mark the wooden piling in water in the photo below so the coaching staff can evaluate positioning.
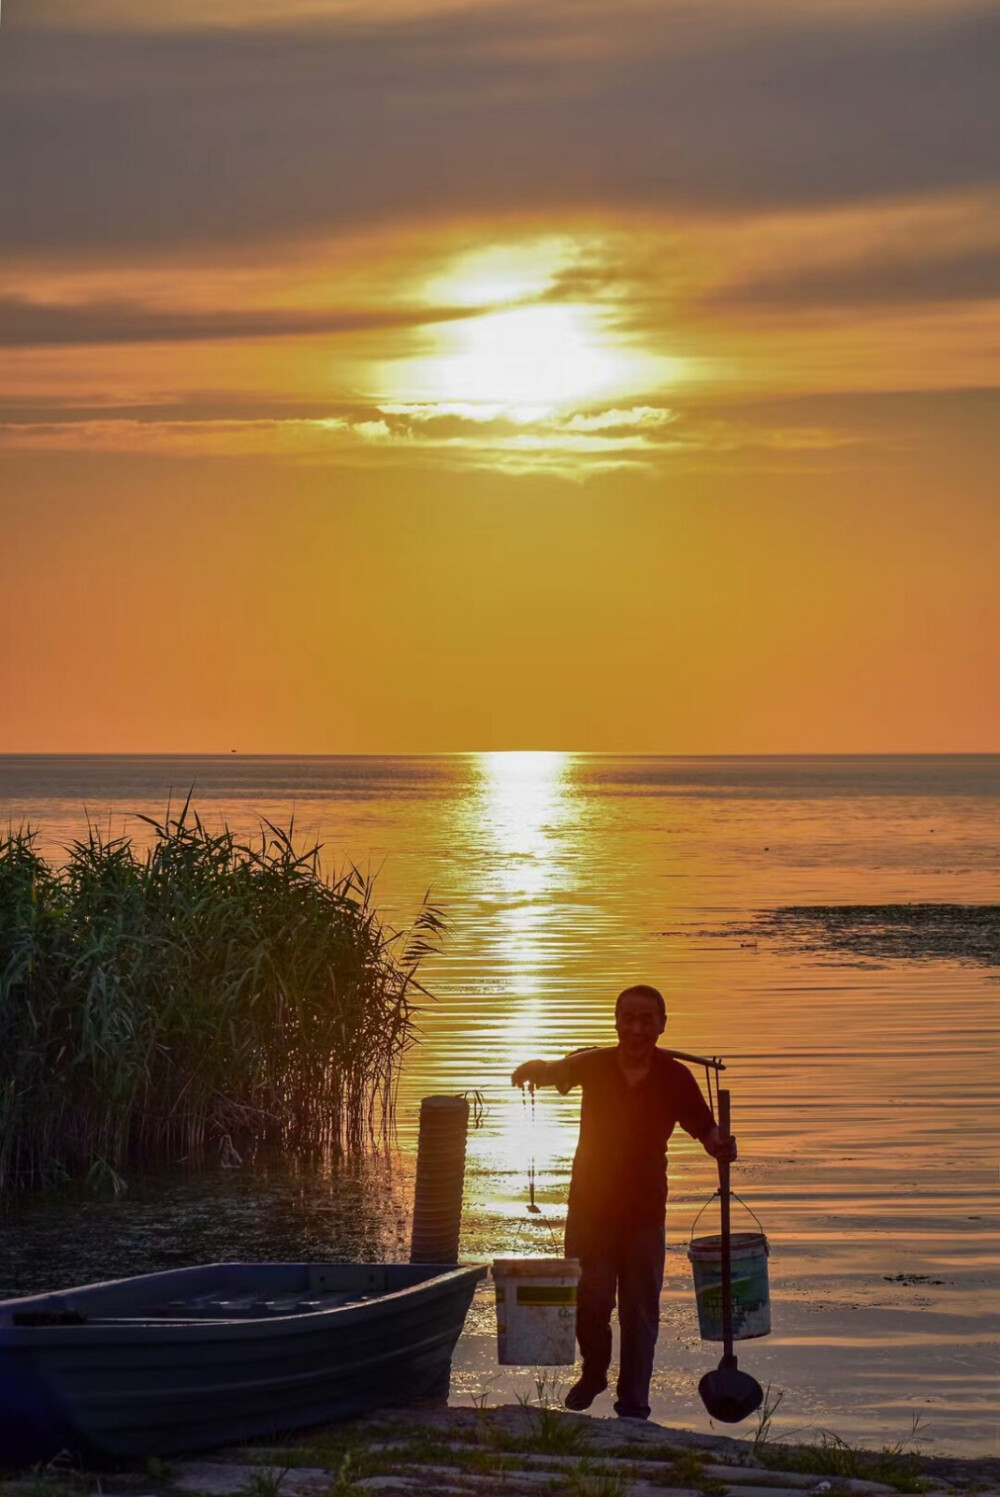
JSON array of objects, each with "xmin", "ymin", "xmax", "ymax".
[{"xmin": 409, "ymin": 1096, "xmax": 470, "ymax": 1264}]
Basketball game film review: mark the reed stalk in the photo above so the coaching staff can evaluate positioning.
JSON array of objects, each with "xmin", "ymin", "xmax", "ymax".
[{"xmin": 0, "ymin": 803, "xmax": 441, "ymax": 1191}]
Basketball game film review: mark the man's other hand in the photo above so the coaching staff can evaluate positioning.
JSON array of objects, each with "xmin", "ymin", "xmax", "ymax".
[
  {"xmin": 702, "ymin": 1126, "xmax": 738, "ymax": 1162},
  {"xmin": 511, "ymin": 1060, "xmax": 548, "ymax": 1089}
]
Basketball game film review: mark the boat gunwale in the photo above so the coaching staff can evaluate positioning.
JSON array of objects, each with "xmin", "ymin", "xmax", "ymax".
[{"xmin": 0, "ymin": 1262, "xmax": 488, "ymax": 1345}]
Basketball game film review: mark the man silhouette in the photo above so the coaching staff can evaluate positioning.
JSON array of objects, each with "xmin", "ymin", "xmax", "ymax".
[{"xmin": 511, "ymin": 983, "xmax": 734, "ymax": 1420}]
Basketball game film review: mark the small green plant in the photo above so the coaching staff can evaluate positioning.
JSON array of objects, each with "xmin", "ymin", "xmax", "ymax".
[
  {"xmin": 762, "ymin": 1415, "xmax": 930, "ymax": 1494},
  {"xmin": 144, "ymin": 1456, "xmax": 171, "ymax": 1484},
  {"xmin": 535, "ymin": 1408, "xmax": 592, "ymax": 1455},
  {"xmin": 326, "ymin": 1451, "xmax": 361, "ymax": 1497},
  {"xmin": 750, "ymin": 1384, "xmax": 785, "ymax": 1458},
  {"xmin": 240, "ymin": 1467, "xmax": 288, "ymax": 1497},
  {"xmin": 532, "ymin": 1370, "xmax": 565, "ymax": 1408},
  {"xmin": 515, "ymin": 1372, "xmax": 591, "ymax": 1455},
  {"xmin": 296, "ymin": 1432, "xmax": 361, "ymax": 1470},
  {"xmin": 467, "ymin": 1375, "xmax": 501, "ymax": 1447},
  {"xmin": 565, "ymin": 1461, "xmax": 630, "ymax": 1497},
  {"xmin": 662, "ymin": 1447, "xmax": 724, "ymax": 1494},
  {"xmin": 669, "ymin": 1448, "xmax": 706, "ymax": 1484},
  {"xmin": 468, "ymin": 1372, "xmax": 500, "ymax": 1412}
]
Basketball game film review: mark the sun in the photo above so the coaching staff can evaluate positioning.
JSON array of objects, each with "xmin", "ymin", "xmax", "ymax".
[
  {"xmin": 375, "ymin": 238, "xmax": 685, "ymax": 414},
  {"xmin": 399, "ymin": 303, "xmax": 644, "ymax": 409},
  {"xmin": 421, "ymin": 239, "xmax": 572, "ymax": 310}
]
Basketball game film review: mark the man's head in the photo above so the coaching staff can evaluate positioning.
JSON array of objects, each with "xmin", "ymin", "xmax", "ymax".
[{"xmin": 615, "ymin": 983, "xmax": 667, "ymax": 1062}]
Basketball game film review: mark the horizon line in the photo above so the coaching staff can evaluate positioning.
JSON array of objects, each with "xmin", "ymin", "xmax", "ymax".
[{"xmin": 1, "ymin": 750, "xmax": 998, "ymax": 761}]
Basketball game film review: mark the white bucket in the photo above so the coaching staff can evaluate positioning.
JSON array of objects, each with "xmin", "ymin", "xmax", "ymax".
[{"xmin": 492, "ymin": 1257, "xmax": 580, "ymax": 1366}]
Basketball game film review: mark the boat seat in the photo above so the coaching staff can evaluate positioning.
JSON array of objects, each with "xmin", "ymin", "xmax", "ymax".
[
  {"xmin": 11, "ymin": 1289, "xmax": 382, "ymax": 1328},
  {"xmin": 138, "ymin": 1292, "xmax": 377, "ymax": 1320}
]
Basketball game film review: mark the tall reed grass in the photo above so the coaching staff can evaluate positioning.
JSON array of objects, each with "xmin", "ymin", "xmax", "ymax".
[{"xmin": 0, "ymin": 804, "xmax": 442, "ymax": 1191}]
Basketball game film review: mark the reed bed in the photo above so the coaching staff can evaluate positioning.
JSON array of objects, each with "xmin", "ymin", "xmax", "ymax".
[{"xmin": 0, "ymin": 805, "xmax": 442, "ymax": 1191}]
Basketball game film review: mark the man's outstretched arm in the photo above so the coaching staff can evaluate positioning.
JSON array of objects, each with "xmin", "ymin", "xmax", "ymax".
[{"xmin": 511, "ymin": 1060, "xmax": 560, "ymax": 1088}]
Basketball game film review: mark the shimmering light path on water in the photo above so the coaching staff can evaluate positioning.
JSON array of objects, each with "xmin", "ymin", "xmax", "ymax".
[{"xmin": 1, "ymin": 755, "xmax": 998, "ymax": 1454}]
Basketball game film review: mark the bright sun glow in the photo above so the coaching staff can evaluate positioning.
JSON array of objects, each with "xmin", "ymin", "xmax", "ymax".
[
  {"xmin": 383, "ymin": 303, "xmax": 663, "ymax": 409},
  {"xmin": 423, "ymin": 239, "xmax": 574, "ymax": 309},
  {"xmin": 377, "ymin": 239, "xmax": 686, "ymax": 414}
]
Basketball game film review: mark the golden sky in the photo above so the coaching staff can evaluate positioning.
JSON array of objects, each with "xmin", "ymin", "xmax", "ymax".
[{"xmin": 1, "ymin": 0, "xmax": 998, "ymax": 750}]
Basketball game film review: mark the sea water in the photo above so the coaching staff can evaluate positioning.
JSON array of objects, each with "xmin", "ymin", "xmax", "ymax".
[{"xmin": 1, "ymin": 754, "xmax": 997, "ymax": 1454}]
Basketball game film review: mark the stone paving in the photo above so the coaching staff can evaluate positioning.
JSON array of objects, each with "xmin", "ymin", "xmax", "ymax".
[
  {"xmin": 161, "ymin": 1405, "xmax": 1000, "ymax": 1497},
  {"xmin": 6, "ymin": 1406, "xmax": 998, "ymax": 1497}
]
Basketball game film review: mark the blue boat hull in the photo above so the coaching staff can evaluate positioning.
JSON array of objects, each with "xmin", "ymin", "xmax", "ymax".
[{"xmin": 0, "ymin": 1261, "xmax": 486, "ymax": 1462}]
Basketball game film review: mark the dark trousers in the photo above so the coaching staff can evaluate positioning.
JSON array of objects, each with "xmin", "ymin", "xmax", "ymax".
[{"xmin": 566, "ymin": 1212, "xmax": 666, "ymax": 1418}]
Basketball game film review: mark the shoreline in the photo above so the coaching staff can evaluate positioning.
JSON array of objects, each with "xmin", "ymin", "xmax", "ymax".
[{"xmin": 8, "ymin": 1405, "xmax": 997, "ymax": 1497}]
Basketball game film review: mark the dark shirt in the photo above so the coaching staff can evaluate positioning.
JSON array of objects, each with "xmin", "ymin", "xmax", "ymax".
[{"xmin": 551, "ymin": 1046, "xmax": 715, "ymax": 1227}]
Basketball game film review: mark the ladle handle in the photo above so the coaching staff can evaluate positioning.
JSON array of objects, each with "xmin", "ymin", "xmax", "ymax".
[{"xmin": 718, "ymin": 1088, "xmax": 734, "ymax": 1361}]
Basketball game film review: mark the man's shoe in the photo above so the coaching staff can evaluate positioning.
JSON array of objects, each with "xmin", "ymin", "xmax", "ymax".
[
  {"xmin": 613, "ymin": 1400, "xmax": 649, "ymax": 1420},
  {"xmin": 564, "ymin": 1376, "xmax": 608, "ymax": 1411}
]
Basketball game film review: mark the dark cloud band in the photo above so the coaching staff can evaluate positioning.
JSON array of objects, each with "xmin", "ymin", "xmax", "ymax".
[
  {"xmin": 713, "ymin": 243, "xmax": 1000, "ymax": 312},
  {"xmin": 0, "ymin": 296, "xmax": 477, "ymax": 347},
  {"xmin": 1, "ymin": 1, "xmax": 998, "ymax": 254}
]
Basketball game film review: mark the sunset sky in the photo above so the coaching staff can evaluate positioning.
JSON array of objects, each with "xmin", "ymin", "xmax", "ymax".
[{"xmin": 1, "ymin": 0, "xmax": 998, "ymax": 752}]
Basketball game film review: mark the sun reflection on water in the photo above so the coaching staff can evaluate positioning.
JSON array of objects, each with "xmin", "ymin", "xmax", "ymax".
[
  {"xmin": 463, "ymin": 752, "xmax": 581, "ymax": 1214},
  {"xmin": 474, "ymin": 749, "xmax": 572, "ymax": 997},
  {"xmin": 477, "ymin": 751, "xmax": 570, "ymax": 857}
]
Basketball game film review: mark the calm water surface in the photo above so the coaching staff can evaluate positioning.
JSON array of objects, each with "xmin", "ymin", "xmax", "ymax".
[{"xmin": 1, "ymin": 755, "xmax": 998, "ymax": 1454}]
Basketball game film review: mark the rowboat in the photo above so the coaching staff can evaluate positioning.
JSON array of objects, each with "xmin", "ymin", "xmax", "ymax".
[{"xmin": 0, "ymin": 1260, "xmax": 486, "ymax": 1463}]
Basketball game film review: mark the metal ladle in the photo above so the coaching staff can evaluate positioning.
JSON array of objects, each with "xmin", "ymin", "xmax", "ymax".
[{"xmin": 698, "ymin": 1089, "xmax": 764, "ymax": 1424}]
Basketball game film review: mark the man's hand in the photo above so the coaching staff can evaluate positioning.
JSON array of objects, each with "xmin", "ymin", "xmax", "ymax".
[
  {"xmin": 702, "ymin": 1124, "xmax": 738, "ymax": 1162},
  {"xmin": 511, "ymin": 1060, "xmax": 550, "ymax": 1089}
]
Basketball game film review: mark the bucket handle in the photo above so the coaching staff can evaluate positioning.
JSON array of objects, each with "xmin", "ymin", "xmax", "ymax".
[{"xmin": 689, "ymin": 1188, "xmax": 768, "ymax": 1248}]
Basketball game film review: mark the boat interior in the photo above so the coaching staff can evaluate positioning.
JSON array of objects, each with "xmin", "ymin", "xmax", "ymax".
[{"xmin": 3, "ymin": 1262, "xmax": 462, "ymax": 1327}]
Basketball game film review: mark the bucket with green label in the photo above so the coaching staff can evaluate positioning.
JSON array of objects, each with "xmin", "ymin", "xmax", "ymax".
[
  {"xmin": 492, "ymin": 1257, "xmax": 580, "ymax": 1365},
  {"xmin": 688, "ymin": 1231, "xmax": 771, "ymax": 1341}
]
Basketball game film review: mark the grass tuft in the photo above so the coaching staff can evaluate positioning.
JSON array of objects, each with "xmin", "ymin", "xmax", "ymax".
[
  {"xmin": 512, "ymin": 1373, "xmax": 592, "ymax": 1456},
  {"xmin": 565, "ymin": 1462, "xmax": 631, "ymax": 1497},
  {"xmin": 757, "ymin": 1415, "xmax": 930, "ymax": 1494},
  {"xmin": 750, "ymin": 1385, "xmax": 785, "ymax": 1459},
  {"xmin": 239, "ymin": 1469, "xmax": 288, "ymax": 1497},
  {"xmin": 0, "ymin": 807, "xmax": 442, "ymax": 1190}
]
